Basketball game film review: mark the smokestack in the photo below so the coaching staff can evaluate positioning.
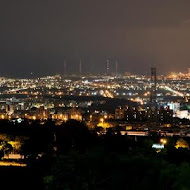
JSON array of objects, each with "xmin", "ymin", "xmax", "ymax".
[
  {"xmin": 79, "ymin": 59, "xmax": 82, "ymax": 75},
  {"xmin": 106, "ymin": 59, "xmax": 110, "ymax": 75},
  {"xmin": 64, "ymin": 59, "xmax": 66, "ymax": 76},
  {"xmin": 115, "ymin": 60, "xmax": 118, "ymax": 77}
]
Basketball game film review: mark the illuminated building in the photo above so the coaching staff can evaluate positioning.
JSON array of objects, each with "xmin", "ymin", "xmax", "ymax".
[
  {"xmin": 115, "ymin": 107, "xmax": 125, "ymax": 119},
  {"xmin": 36, "ymin": 106, "xmax": 49, "ymax": 120},
  {"xmin": 69, "ymin": 108, "xmax": 82, "ymax": 121},
  {"xmin": 168, "ymin": 102, "xmax": 180, "ymax": 114},
  {"xmin": 176, "ymin": 110, "xmax": 190, "ymax": 120},
  {"xmin": 6, "ymin": 104, "xmax": 14, "ymax": 115},
  {"xmin": 52, "ymin": 113, "xmax": 68, "ymax": 121}
]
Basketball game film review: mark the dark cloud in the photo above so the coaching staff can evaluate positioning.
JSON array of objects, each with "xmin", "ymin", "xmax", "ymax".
[{"xmin": 0, "ymin": 0, "xmax": 190, "ymax": 77}]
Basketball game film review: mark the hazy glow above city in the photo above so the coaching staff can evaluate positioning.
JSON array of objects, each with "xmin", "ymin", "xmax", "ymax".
[{"xmin": 1, "ymin": 0, "xmax": 190, "ymax": 76}]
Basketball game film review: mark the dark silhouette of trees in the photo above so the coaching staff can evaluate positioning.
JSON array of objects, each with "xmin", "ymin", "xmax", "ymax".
[
  {"xmin": 56, "ymin": 119, "xmax": 92, "ymax": 153},
  {"xmin": 104, "ymin": 128, "xmax": 128, "ymax": 153},
  {"xmin": 2, "ymin": 117, "xmax": 190, "ymax": 190},
  {"xmin": 21, "ymin": 120, "xmax": 55, "ymax": 159},
  {"xmin": 44, "ymin": 148, "xmax": 190, "ymax": 190}
]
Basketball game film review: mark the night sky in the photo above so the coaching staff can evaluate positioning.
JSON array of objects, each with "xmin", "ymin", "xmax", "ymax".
[{"xmin": 1, "ymin": 0, "xmax": 190, "ymax": 77}]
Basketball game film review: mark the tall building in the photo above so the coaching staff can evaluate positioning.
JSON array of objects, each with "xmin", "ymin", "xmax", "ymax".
[
  {"xmin": 148, "ymin": 67, "xmax": 158, "ymax": 123},
  {"xmin": 115, "ymin": 60, "xmax": 118, "ymax": 77},
  {"xmin": 64, "ymin": 59, "xmax": 66, "ymax": 76},
  {"xmin": 79, "ymin": 59, "xmax": 82, "ymax": 75}
]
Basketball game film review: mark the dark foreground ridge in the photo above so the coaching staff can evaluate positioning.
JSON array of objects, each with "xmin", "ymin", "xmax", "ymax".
[{"xmin": 0, "ymin": 167, "xmax": 43, "ymax": 190}]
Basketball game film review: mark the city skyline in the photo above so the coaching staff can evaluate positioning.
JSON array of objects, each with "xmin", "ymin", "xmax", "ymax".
[{"xmin": 0, "ymin": 1, "xmax": 190, "ymax": 189}]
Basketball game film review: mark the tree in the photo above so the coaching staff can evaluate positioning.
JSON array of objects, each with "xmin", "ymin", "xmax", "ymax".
[
  {"xmin": 21, "ymin": 120, "xmax": 55, "ymax": 159},
  {"xmin": 56, "ymin": 119, "xmax": 91, "ymax": 153},
  {"xmin": 173, "ymin": 162, "xmax": 190, "ymax": 190}
]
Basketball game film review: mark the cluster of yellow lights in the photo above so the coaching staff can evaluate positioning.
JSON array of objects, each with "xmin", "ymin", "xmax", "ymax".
[
  {"xmin": 160, "ymin": 138, "xmax": 167, "ymax": 145},
  {"xmin": 175, "ymin": 138, "xmax": 189, "ymax": 149},
  {"xmin": 167, "ymin": 72, "xmax": 190, "ymax": 79},
  {"xmin": 0, "ymin": 161, "xmax": 26, "ymax": 167}
]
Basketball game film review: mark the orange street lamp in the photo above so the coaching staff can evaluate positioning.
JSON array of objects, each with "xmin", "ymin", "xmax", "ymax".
[{"xmin": 160, "ymin": 138, "xmax": 167, "ymax": 145}]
